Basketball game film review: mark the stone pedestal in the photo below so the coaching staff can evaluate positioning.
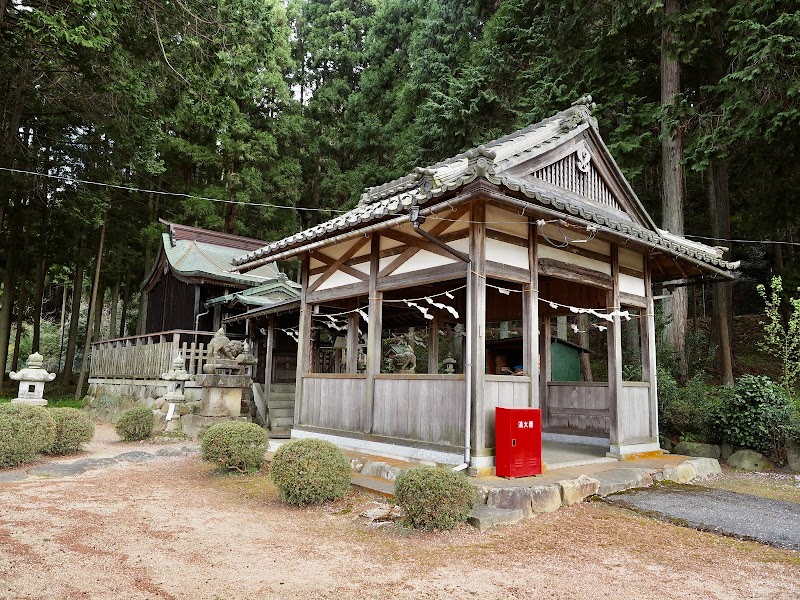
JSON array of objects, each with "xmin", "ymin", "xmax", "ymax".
[
  {"xmin": 9, "ymin": 352, "xmax": 56, "ymax": 406},
  {"xmin": 195, "ymin": 374, "xmax": 252, "ymax": 417}
]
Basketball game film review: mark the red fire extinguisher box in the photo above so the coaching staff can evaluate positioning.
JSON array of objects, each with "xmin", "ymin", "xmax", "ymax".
[{"xmin": 495, "ymin": 407, "xmax": 542, "ymax": 477}]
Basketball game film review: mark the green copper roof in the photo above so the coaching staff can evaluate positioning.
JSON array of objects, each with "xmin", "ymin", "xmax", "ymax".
[
  {"xmin": 162, "ymin": 233, "xmax": 280, "ymax": 287},
  {"xmin": 205, "ymin": 274, "xmax": 300, "ymax": 307}
]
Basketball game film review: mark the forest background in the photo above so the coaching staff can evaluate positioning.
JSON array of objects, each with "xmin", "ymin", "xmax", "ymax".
[{"xmin": 0, "ymin": 0, "xmax": 798, "ymax": 417}]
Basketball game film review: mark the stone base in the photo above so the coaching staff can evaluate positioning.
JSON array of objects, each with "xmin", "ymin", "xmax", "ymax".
[
  {"xmin": 196, "ymin": 374, "xmax": 251, "ymax": 418},
  {"xmin": 11, "ymin": 398, "xmax": 47, "ymax": 406},
  {"xmin": 608, "ymin": 441, "xmax": 662, "ymax": 458},
  {"xmin": 180, "ymin": 414, "xmax": 248, "ymax": 439}
]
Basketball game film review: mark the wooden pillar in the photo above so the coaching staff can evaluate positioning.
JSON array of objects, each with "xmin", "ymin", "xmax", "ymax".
[
  {"xmin": 428, "ymin": 312, "xmax": 440, "ymax": 374},
  {"xmin": 524, "ymin": 218, "xmax": 540, "ymax": 408},
  {"xmin": 469, "ymin": 201, "xmax": 487, "ymax": 455},
  {"xmin": 346, "ymin": 305, "xmax": 359, "ymax": 374},
  {"xmin": 294, "ymin": 255, "xmax": 311, "ymax": 427},
  {"xmin": 363, "ymin": 234, "xmax": 382, "ymax": 434},
  {"xmin": 539, "ymin": 316, "xmax": 551, "ymax": 427},
  {"xmin": 642, "ymin": 258, "xmax": 659, "ymax": 440},
  {"xmin": 264, "ymin": 314, "xmax": 275, "ymax": 406},
  {"xmin": 607, "ymin": 245, "xmax": 623, "ymax": 449}
]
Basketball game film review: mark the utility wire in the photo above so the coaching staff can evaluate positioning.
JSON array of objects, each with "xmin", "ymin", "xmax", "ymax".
[{"xmin": 0, "ymin": 166, "xmax": 351, "ymax": 213}]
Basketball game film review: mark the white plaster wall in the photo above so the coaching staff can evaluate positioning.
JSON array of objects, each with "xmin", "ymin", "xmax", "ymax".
[
  {"xmin": 538, "ymin": 244, "xmax": 612, "ymax": 275},
  {"xmin": 619, "ymin": 273, "xmax": 646, "ymax": 297},
  {"xmin": 540, "ymin": 223, "xmax": 611, "ymax": 256},
  {"xmin": 316, "ymin": 270, "xmax": 362, "ymax": 291},
  {"xmin": 619, "ymin": 247, "xmax": 644, "ymax": 272},
  {"xmin": 485, "ymin": 204, "xmax": 528, "ymax": 238},
  {"xmin": 486, "ymin": 238, "xmax": 529, "ymax": 269},
  {"xmin": 392, "ymin": 249, "xmax": 457, "ymax": 275}
]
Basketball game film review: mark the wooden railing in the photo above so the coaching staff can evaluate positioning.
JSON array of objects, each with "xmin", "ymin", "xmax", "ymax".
[{"xmin": 89, "ymin": 330, "xmax": 221, "ymax": 380}]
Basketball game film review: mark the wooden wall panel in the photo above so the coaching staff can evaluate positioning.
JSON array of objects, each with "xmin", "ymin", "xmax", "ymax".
[
  {"xmin": 372, "ymin": 376, "xmax": 466, "ymax": 446},
  {"xmin": 546, "ymin": 382, "xmax": 610, "ymax": 433},
  {"xmin": 618, "ymin": 383, "xmax": 651, "ymax": 443},
  {"xmin": 483, "ymin": 377, "xmax": 531, "ymax": 447},
  {"xmin": 300, "ymin": 375, "xmax": 365, "ymax": 431}
]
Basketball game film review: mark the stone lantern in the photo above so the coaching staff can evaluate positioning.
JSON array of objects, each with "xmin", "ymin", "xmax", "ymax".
[{"xmin": 9, "ymin": 352, "xmax": 56, "ymax": 406}]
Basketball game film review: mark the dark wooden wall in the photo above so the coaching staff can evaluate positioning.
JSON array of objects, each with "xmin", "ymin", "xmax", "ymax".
[{"xmin": 145, "ymin": 270, "xmax": 225, "ymax": 333}]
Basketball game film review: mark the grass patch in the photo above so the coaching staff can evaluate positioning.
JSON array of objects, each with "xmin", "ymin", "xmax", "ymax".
[{"xmin": 0, "ymin": 395, "xmax": 84, "ymax": 409}]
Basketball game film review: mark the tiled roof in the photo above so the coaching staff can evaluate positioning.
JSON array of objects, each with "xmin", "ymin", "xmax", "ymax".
[
  {"xmin": 232, "ymin": 99, "xmax": 737, "ymax": 274},
  {"xmin": 205, "ymin": 274, "xmax": 301, "ymax": 307}
]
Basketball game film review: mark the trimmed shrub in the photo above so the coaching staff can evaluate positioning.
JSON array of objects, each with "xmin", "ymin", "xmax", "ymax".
[
  {"xmin": 0, "ymin": 403, "xmax": 56, "ymax": 452},
  {"xmin": 201, "ymin": 421, "xmax": 269, "ymax": 472},
  {"xmin": 394, "ymin": 466, "xmax": 474, "ymax": 531},
  {"xmin": 0, "ymin": 412, "xmax": 39, "ymax": 468},
  {"xmin": 270, "ymin": 439, "xmax": 351, "ymax": 506},
  {"xmin": 47, "ymin": 408, "xmax": 95, "ymax": 455},
  {"xmin": 714, "ymin": 375, "xmax": 800, "ymax": 464},
  {"xmin": 115, "ymin": 406, "xmax": 154, "ymax": 441}
]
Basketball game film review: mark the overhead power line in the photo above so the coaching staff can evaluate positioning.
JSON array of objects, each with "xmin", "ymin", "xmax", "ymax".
[{"xmin": 0, "ymin": 166, "xmax": 350, "ymax": 213}]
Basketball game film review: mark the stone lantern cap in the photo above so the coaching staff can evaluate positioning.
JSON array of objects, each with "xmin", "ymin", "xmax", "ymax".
[{"xmin": 10, "ymin": 352, "xmax": 56, "ymax": 383}]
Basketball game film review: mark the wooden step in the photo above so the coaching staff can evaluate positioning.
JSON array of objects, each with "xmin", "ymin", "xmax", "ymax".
[
  {"xmin": 267, "ymin": 399, "xmax": 295, "ymax": 409},
  {"xmin": 270, "ymin": 416, "xmax": 294, "ymax": 428},
  {"xmin": 270, "ymin": 384, "xmax": 296, "ymax": 394}
]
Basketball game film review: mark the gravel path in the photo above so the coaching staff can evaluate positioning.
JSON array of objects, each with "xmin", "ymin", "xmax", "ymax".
[
  {"xmin": 1, "ymin": 425, "xmax": 799, "ymax": 599},
  {"xmin": 607, "ymin": 483, "xmax": 800, "ymax": 550}
]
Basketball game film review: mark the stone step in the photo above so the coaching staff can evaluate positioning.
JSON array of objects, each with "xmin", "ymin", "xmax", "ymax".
[
  {"xmin": 351, "ymin": 473, "xmax": 395, "ymax": 499},
  {"xmin": 467, "ymin": 505, "xmax": 524, "ymax": 532},
  {"xmin": 267, "ymin": 400, "xmax": 295, "ymax": 410},
  {"xmin": 268, "ymin": 393, "xmax": 296, "ymax": 403},
  {"xmin": 270, "ymin": 384, "xmax": 296, "ymax": 394},
  {"xmin": 594, "ymin": 468, "xmax": 654, "ymax": 496},
  {"xmin": 269, "ymin": 408, "xmax": 295, "ymax": 419},
  {"xmin": 268, "ymin": 427, "xmax": 292, "ymax": 439},
  {"xmin": 270, "ymin": 416, "xmax": 294, "ymax": 428}
]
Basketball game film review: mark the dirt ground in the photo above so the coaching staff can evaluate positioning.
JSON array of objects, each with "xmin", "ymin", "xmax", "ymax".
[{"xmin": 1, "ymin": 425, "xmax": 799, "ymax": 599}]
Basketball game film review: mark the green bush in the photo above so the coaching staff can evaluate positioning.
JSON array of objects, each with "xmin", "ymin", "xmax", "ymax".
[
  {"xmin": 0, "ymin": 412, "xmax": 39, "ymax": 468},
  {"xmin": 115, "ymin": 406, "xmax": 154, "ymax": 441},
  {"xmin": 394, "ymin": 466, "xmax": 474, "ymax": 531},
  {"xmin": 201, "ymin": 421, "xmax": 269, "ymax": 472},
  {"xmin": 658, "ymin": 368, "xmax": 720, "ymax": 442},
  {"xmin": 713, "ymin": 375, "xmax": 800, "ymax": 464},
  {"xmin": 270, "ymin": 439, "xmax": 351, "ymax": 506},
  {"xmin": 0, "ymin": 403, "xmax": 56, "ymax": 452},
  {"xmin": 47, "ymin": 408, "xmax": 95, "ymax": 455}
]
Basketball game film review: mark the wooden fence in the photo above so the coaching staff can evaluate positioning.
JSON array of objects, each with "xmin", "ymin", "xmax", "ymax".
[{"xmin": 89, "ymin": 330, "xmax": 219, "ymax": 380}]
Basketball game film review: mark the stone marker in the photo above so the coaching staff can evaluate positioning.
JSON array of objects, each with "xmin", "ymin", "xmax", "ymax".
[
  {"xmin": 787, "ymin": 443, "xmax": 800, "ymax": 473},
  {"xmin": 9, "ymin": 352, "xmax": 56, "ymax": 406},
  {"xmin": 727, "ymin": 449, "xmax": 773, "ymax": 472}
]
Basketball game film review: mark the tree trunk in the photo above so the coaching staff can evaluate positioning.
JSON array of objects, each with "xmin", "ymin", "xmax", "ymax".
[
  {"xmin": 660, "ymin": 0, "xmax": 688, "ymax": 381},
  {"xmin": 119, "ymin": 268, "xmax": 132, "ymax": 338},
  {"xmin": 58, "ymin": 283, "xmax": 67, "ymax": 369},
  {"xmin": 10, "ymin": 281, "xmax": 27, "ymax": 373},
  {"xmin": 0, "ymin": 221, "xmax": 18, "ymax": 391},
  {"xmin": 75, "ymin": 217, "xmax": 106, "ymax": 399},
  {"xmin": 708, "ymin": 158, "xmax": 734, "ymax": 385},
  {"xmin": 31, "ymin": 256, "xmax": 47, "ymax": 352},
  {"xmin": 109, "ymin": 277, "xmax": 120, "ymax": 340},
  {"xmin": 62, "ymin": 240, "xmax": 86, "ymax": 382},
  {"xmin": 92, "ymin": 280, "xmax": 106, "ymax": 342}
]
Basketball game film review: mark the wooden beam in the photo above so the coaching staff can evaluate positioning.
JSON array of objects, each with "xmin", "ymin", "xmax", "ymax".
[
  {"xmin": 469, "ymin": 201, "xmax": 487, "ymax": 455},
  {"xmin": 539, "ymin": 316, "xmax": 552, "ymax": 427},
  {"xmin": 363, "ymin": 234, "xmax": 382, "ymax": 434},
  {"xmin": 306, "ymin": 281, "xmax": 370, "ymax": 304},
  {"xmin": 307, "ymin": 237, "xmax": 371, "ymax": 293},
  {"xmin": 607, "ymin": 245, "xmax": 622, "ymax": 448},
  {"xmin": 294, "ymin": 255, "xmax": 312, "ymax": 426},
  {"xmin": 538, "ymin": 257, "xmax": 614, "ymax": 289},
  {"xmin": 620, "ymin": 292, "xmax": 647, "ymax": 308},
  {"xmin": 378, "ymin": 204, "xmax": 470, "ymax": 278},
  {"xmin": 526, "ymin": 219, "xmax": 540, "ymax": 408},
  {"xmin": 379, "ymin": 228, "xmax": 461, "ymax": 262},
  {"xmin": 486, "ymin": 228, "xmax": 528, "ymax": 248},
  {"xmin": 264, "ymin": 315, "xmax": 275, "ymax": 425},
  {"xmin": 485, "ymin": 260, "xmax": 530, "ymax": 284},
  {"xmin": 346, "ymin": 301, "xmax": 359, "ymax": 374},
  {"xmin": 309, "ymin": 250, "xmax": 369, "ymax": 284},
  {"xmin": 642, "ymin": 258, "xmax": 659, "ymax": 440},
  {"xmin": 428, "ymin": 312, "xmax": 440, "ymax": 375},
  {"xmin": 376, "ymin": 263, "xmax": 468, "ymax": 292}
]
